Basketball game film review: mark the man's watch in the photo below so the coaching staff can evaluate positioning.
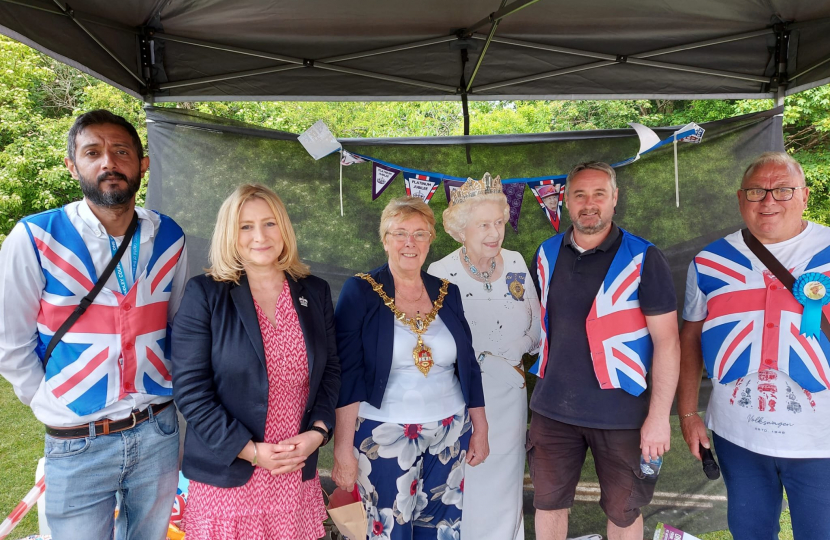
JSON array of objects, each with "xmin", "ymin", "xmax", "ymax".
[{"xmin": 308, "ymin": 425, "xmax": 330, "ymax": 446}]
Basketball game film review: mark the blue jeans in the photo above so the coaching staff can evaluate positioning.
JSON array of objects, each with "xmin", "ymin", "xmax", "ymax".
[
  {"xmin": 44, "ymin": 403, "xmax": 180, "ymax": 540},
  {"xmin": 713, "ymin": 432, "xmax": 830, "ymax": 540}
]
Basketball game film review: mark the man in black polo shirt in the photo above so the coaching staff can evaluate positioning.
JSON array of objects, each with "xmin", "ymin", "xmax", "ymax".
[{"xmin": 529, "ymin": 161, "xmax": 680, "ymax": 540}]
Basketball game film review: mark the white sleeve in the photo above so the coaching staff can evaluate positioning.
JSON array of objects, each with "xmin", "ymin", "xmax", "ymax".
[
  {"xmin": 167, "ymin": 241, "xmax": 189, "ymax": 321},
  {"xmin": 0, "ymin": 223, "xmax": 47, "ymax": 405},
  {"xmin": 682, "ymin": 260, "xmax": 708, "ymax": 322}
]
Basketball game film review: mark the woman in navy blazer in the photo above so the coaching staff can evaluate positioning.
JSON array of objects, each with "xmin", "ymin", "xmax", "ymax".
[
  {"xmin": 172, "ymin": 184, "xmax": 339, "ymax": 540},
  {"xmin": 331, "ymin": 197, "xmax": 488, "ymax": 540}
]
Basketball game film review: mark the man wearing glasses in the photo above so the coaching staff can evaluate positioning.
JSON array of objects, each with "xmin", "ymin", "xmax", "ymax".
[{"xmin": 677, "ymin": 152, "xmax": 830, "ymax": 540}]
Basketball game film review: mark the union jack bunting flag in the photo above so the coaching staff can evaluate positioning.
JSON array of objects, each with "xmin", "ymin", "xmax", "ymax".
[
  {"xmin": 696, "ymin": 235, "xmax": 830, "ymax": 393},
  {"xmin": 23, "ymin": 209, "xmax": 184, "ymax": 416},
  {"xmin": 528, "ymin": 179, "xmax": 566, "ymax": 232},
  {"xmin": 403, "ymin": 172, "xmax": 441, "ymax": 203}
]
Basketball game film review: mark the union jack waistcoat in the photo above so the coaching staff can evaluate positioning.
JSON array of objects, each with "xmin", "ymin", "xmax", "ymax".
[
  {"xmin": 21, "ymin": 207, "xmax": 185, "ymax": 416},
  {"xmin": 694, "ymin": 232, "xmax": 830, "ymax": 392},
  {"xmin": 532, "ymin": 228, "xmax": 654, "ymax": 397}
]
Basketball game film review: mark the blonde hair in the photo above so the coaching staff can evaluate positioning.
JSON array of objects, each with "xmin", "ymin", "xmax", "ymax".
[
  {"xmin": 378, "ymin": 197, "xmax": 436, "ymax": 242},
  {"xmin": 206, "ymin": 184, "xmax": 310, "ymax": 283},
  {"xmin": 742, "ymin": 152, "xmax": 805, "ymax": 187},
  {"xmin": 442, "ymin": 193, "xmax": 510, "ymax": 242}
]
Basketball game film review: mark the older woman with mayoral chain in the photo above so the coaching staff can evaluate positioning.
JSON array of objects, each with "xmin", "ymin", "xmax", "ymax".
[
  {"xmin": 428, "ymin": 173, "xmax": 540, "ymax": 540},
  {"xmin": 172, "ymin": 184, "xmax": 340, "ymax": 539},
  {"xmin": 332, "ymin": 196, "xmax": 489, "ymax": 540}
]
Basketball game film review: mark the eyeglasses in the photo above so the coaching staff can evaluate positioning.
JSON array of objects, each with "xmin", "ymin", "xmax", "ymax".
[
  {"xmin": 740, "ymin": 186, "xmax": 807, "ymax": 202},
  {"xmin": 386, "ymin": 229, "xmax": 432, "ymax": 243}
]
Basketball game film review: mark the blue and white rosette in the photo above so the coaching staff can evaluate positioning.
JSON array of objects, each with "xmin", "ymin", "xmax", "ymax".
[{"xmin": 794, "ymin": 272, "xmax": 830, "ymax": 338}]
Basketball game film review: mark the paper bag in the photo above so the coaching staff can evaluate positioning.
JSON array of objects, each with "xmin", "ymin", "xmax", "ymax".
[{"xmin": 326, "ymin": 487, "xmax": 367, "ymax": 540}]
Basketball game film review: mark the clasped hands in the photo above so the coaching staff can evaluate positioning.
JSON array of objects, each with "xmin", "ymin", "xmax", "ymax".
[{"xmin": 239, "ymin": 430, "xmax": 325, "ymax": 476}]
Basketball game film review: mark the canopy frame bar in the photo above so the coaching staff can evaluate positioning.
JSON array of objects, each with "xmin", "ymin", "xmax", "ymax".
[
  {"xmin": 466, "ymin": 0, "xmax": 508, "ymax": 92},
  {"xmin": 1, "ymin": 0, "xmax": 138, "ymax": 33},
  {"xmin": 52, "ymin": 1, "xmax": 145, "ymax": 86},
  {"xmin": 475, "ymin": 28, "xmax": 774, "ymax": 92},
  {"xmin": 153, "ymin": 31, "xmax": 458, "ymax": 93},
  {"xmin": 155, "ymin": 0, "xmax": 543, "ymax": 94},
  {"xmin": 460, "ymin": 0, "xmax": 540, "ymax": 37},
  {"xmin": 791, "ymin": 54, "xmax": 830, "ymax": 81},
  {"xmin": 3, "ymin": 0, "xmax": 827, "ymax": 100},
  {"xmin": 156, "ymin": 23, "xmax": 772, "ymax": 95}
]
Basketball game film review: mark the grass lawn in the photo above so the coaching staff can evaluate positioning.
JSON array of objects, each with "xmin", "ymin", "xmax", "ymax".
[
  {"xmin": 0, "ymin": 378, "xmax": 42, "ymax": 537},
  {"xmin": 0, "ymin": 378, "xmax": 795, "ymax": 539}
]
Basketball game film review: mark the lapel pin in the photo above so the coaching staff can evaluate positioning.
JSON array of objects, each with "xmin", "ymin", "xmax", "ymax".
[{"xmin": 299, "ymin": 296, "xmax": 308, "ymax": 307}]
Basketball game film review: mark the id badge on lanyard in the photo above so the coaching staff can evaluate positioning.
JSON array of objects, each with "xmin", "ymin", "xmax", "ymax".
[{"xmin": 108, "ymin": 221, "xmax": 142, "ymax": 295}]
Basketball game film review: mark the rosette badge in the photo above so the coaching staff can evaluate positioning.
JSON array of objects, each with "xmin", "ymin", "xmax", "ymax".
[{"xmin": 793, "ymin": 272, "xmax": 830, "ymax": 338}]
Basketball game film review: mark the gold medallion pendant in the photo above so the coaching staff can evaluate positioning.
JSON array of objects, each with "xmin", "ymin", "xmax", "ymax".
[
  {"xmin": 357, "ymin": 273, "xmax": 450, "ymax": 377},
  {"xmin": 413, "ymin": 336, "xmax": 434, "ymax": 376}
]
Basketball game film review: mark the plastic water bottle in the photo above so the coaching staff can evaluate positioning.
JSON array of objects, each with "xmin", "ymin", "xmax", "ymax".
[{"xmin": 639, "ymin": 455, "xmax": 663, "ymax": 479}]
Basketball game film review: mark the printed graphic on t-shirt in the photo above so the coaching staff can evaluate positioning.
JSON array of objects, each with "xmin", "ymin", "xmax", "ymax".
[{"xmin": 727, "ymin": 371, "xmax": 817, "ymax": 436}]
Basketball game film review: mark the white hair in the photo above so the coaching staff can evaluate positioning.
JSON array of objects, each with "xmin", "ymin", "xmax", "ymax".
[
  {"xmin": 442, "ymin": 193, "xmax": 510, "ymax": 243},
  {"xmin": 742, "ymin": 152, "xmax": 805, "ymax": 187}
]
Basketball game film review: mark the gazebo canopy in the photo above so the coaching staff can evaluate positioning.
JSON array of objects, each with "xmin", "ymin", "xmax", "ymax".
[{"xmin": 2, "ymin": 0, "xmax": 830, "ymax": 104}]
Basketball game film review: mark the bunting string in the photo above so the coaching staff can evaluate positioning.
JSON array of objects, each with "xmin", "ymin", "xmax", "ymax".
[{"xmin": 336, "ymin": 122, "xmax": 704, "ymax": 232}]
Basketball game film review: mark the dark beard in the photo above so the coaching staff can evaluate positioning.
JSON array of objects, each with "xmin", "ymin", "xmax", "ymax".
[
  {"xmin": 570, "ymin": 211, "xmax": 610, "ymax": 235},
  {"xmin": 78, "ymin": 170, "xmax": 140, "ymax": 208}
]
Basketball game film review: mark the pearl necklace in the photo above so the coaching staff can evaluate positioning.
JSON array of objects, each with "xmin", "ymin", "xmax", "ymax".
[{"xmin": 462, "ymin": 246, "xmax": 496, "ymax": 292}]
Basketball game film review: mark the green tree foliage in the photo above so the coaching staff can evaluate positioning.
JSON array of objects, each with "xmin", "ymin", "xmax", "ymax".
[{"xmin": 2, "ymin": 34, "xmax": 829, "ymax": 246}]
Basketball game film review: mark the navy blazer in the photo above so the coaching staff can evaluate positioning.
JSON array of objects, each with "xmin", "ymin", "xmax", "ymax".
[
  {"xmin": 335, "ymin": 263, "xmax": 484, "ymax": 410},
  {"xmin": 172, "ymin": 273, "xmax": 340, "ymax": 487}
]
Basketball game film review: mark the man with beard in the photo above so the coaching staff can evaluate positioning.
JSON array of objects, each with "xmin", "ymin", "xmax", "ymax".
[
  {"xmin": 528, "ymin": 161, "xmax": 680, "ymax": 540},
  {"xmin": 0, "ymin": 110, "xmax": 188, "ymax": 540}
]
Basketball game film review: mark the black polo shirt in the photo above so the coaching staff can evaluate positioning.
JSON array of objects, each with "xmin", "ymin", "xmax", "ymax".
[{"xmin": 530, "ymin": 224, "xmax": 676, "ymax": 430}]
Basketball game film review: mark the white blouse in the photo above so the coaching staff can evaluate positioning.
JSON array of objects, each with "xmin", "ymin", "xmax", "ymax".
[{"xmin": 358, "ymin": 314, "xmax": 465, "ymax": 423}]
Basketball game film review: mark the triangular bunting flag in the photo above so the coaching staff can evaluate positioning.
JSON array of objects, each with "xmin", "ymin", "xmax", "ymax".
[
  {"xmin": 403, "ymin": 171, "xmax": 441, "ymax": 203},
  {"xmin": 372, "ymin": 162, "xmax": 400, "ymax": 200},
  {"xmin": 502, "ymin": 183, "xmax": 525, "ymax": 233},
  {"xmin": 443, "ymin": 179, "xmax": 465, "ymax": 204},
  {"xmin": 528, "ymin": 179, "xmax": 566, "ymax": 232},
  {"xmin": 678, "ymin": 122, "xmax": 705, "ymax": 143},
  {"xmin": 341, "ymin": 150, "xmax": 367, "ymax": 166}
]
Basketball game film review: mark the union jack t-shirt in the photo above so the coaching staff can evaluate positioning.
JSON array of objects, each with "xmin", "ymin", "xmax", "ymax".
[{"xmin": 684, "ymin": 222, "xmax": 830, "ymax": 457}]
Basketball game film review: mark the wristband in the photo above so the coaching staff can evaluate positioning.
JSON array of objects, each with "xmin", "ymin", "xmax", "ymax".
[
  {"xmin": 251, "ymin": 442, "xmax": 258, "ymax": 467},
  {"xmin": 309, "ymin": 425, "xmax": 330, "ymax": 446},
  {"xmin": 679, "ymin": 412, "xmax": 698, "ymax": 420}
]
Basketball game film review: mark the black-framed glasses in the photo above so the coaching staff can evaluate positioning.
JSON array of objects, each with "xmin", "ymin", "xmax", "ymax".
[{"xmin": 740, "ymin": 186, "xmax": 807, "ymax": 202}]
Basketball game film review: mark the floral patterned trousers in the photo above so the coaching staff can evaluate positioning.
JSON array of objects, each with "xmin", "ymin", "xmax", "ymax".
[{"xmin": 353, "ymin": 408, "xmax": 471, "ymax": 540}]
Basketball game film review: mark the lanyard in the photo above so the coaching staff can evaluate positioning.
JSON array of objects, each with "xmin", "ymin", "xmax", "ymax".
[{"xmin": 108, "ymin": 221, "xmax": 142, "ymax": 295}]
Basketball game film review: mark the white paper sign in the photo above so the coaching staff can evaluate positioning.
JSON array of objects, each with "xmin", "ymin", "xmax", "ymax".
[{"xmin": 298, "ymin": 120, "xmax": 341, "ymax": 160}]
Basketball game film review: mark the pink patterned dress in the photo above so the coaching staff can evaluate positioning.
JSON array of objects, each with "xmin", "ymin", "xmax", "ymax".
[{"xmin": 184, "ymin": 281, "xmax": 327, "ymax": 539}]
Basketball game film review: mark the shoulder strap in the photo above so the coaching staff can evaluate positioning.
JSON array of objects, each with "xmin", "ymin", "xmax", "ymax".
[
  {"xmin": 741, "ymin": 228, "xmax": 830, "ymax": 340},
  {"xmin": 42, "ymin": 212, "xmax": 139, "ymax": 369}
]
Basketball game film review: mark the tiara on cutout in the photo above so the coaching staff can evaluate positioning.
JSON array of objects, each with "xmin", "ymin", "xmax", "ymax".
[{"xmin": 450, "ymin": 172, "xmax": 503, "ymax": 206}]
